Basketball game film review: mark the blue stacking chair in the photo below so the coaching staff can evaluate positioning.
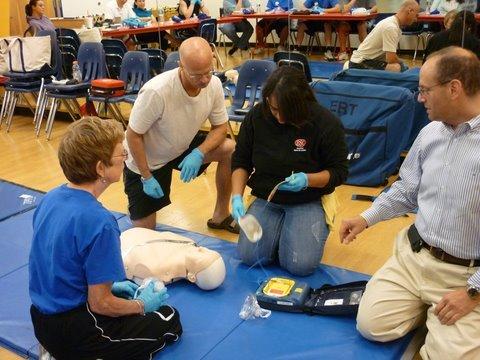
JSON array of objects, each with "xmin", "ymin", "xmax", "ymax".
[
  {"xmin": 163, "ymin": 51, "xmax": 180, "ymax": 72},
  {"xmin": 227, "ymin": 60, "xmax": 276, "ymax": 123},
  {"xmin": 140, "ymin": 48, "xmax": 168, "ymax": 76},
  {"xmin": 330, "ymin": 68, "xmax": 429, "ymax": 149},
  {"xmin": 198, "ymin": 18, "xmax": 223, "ymax": 69},
  {"xmin": 101, "ymin": 39, "xmax": 128, "ymax": 79},
  {"xmin": 311, "ymin": 80, "xmax": 415, "ymax": 186},
  {"xmin": 1, "ymin": 30, "xmax": 62, "ymax": 132},
  {"xmin": 36, "ymin": 42, "xmax": 107, "ymax": 140},
  {"xmin": 89, "ymin": 51, "xmax": 150, "ymax": 127},
  {"xmin": 273, "ymin": 51, "xmax": 312, "ymax": 82}
]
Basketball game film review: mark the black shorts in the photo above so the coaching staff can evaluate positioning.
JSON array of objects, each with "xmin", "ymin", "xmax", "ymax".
[
  {"xmin": 31, "ymin": 303, "xmax": 182, "ymax": 360},
  {"xmin": 124, "ymin": 132, "xmax": 210, "ymax": 220},
  {"xmin": 258, "ymin": 19, "xmax": 289, "ymax": 36},
  {"xmin": 349, "ymin": 58, "xmax": 388, "ymax": 70}
]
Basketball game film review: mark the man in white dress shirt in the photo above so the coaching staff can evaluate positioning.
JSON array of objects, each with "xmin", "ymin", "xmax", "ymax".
[
  {"xmin": 105, "ymin": 0, "xmax": 137, "ymax": 20},
  {"xmin": 340, "ymin": 46, "xmax": 480, "ymax": 359}
]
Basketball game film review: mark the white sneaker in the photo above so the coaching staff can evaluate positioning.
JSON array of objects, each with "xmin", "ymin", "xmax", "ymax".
[
  {"xmin": 277, "ymin": 45, "xmax": 286, "ymax": 52},
  {"xmin": 324, "ymin": 49, "xmax": 335, "ymax": 61},
  {"xmin": 337, "ymin": 52, "xmax": 349, "ymax": 61}
]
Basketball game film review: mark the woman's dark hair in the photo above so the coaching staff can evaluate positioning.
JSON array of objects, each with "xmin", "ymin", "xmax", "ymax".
[
  {"xmin": 449, "ymin": 11, "xmax": 476, "ymax": 43},
  {"xmin": 262, "ymin": 66, "xmax": 316, "ymax": 127},
  {"xmin": 25, "ymin": 0, "xmax": 40, "ymax": 17},
  {"xmin": 133, "ymin": 0, "xmax": 139, "ymax": 8}
]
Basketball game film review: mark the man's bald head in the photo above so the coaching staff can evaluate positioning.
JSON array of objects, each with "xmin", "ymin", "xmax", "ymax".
[
  {"xmin": 179, "ymin": 37, "xmax": 213, "ymax": 70},
  {"xmin": 399, "ymin": 0, "xmax": 419, "ymax": 11}
]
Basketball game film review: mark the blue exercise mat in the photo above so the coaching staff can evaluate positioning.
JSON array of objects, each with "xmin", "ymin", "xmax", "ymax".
[
  {"xmin": 0, "ymin": 180, "xmax": 45, "ymax": 222},
  {"xmin": 0, "ymin": 210, "xmax": 35, "ymax": 278},
  {"xmin": 0, "ymin": 266, "xmax": 39, "ymax": 358},
  {"xmin": 0, "ymin": 212, "xmax": 417, "ymax": 360}
]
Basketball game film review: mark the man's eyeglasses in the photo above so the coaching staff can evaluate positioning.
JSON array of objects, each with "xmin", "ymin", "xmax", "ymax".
[
  {"xmin": 183, "ymin": 68, "xmax": 215, "ymax": 81},
  {"xmin": 417, "ymin": 80, "xmax": 451, "ymax": 96},
  {"xmin": 112, "ymin": 149, "xmax": 128, "ymax": 159}
]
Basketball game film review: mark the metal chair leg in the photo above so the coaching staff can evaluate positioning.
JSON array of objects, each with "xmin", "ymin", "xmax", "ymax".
[
  {"xmin": 0, "ymin": 90, "xmax": 12, "ymax": 128},
  {"xmin": 6, "ymin": 93, "xmax": 19, "ymax": 132},
  {"xmin": 46, "ymin": 98, "xmax": 60, "ymax": 140},
  {"xmin": 210, "ymin": 43, "xmax": 224, "ymax": 69}
]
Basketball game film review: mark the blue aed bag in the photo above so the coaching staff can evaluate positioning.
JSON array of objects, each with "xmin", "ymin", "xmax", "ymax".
[{"xmin": 256, "ymin": 277, "xmax": 367, "ymax": 316}]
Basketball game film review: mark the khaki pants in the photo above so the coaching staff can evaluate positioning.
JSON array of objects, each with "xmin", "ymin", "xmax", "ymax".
[{"xmin": 357, "ymin": 227, "xmax": 480, "ymax": 360}]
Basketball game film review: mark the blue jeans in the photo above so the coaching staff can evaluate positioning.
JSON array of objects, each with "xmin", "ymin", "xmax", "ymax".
[
  {"xmin": 237, "ymin": 198, "xmax": 329, "ymax": 276},
  {"xmin": 219, "ymin": 19, "xmax": 253, "ymax": 50}
]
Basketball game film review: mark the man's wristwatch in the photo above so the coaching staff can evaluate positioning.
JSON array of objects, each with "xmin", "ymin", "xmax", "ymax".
[{"xmin": 467, "ymin": 284, "xmax": 480, "ymax": 299}]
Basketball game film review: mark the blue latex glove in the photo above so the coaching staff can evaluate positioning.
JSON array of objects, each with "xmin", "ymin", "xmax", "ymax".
[
  {"xmin": 111, "ymin": 281, "xmax": 139, "ymax": 300},
  {"xmin": 278, "ymin": 172, "xmax": 308, "ymax": 192},
  {"xmin": 141, "ymin": 176, "xmax": 164, "ymax": 199},
  {"xmin": 135, "ymin": 282, "xmax": 170, "ymax": 313},
  {"xmin": 178, "ymin": 148, "xmax": 204, "ymax": 183},
  {"xmin": 231, "ymin": 194, "xmax": 246, "ymax": 222}
]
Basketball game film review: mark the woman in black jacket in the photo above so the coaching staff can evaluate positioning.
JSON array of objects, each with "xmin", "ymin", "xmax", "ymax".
[{"xmin": 231, "ymin": 66, "xmax": 348, "ymax": 276}]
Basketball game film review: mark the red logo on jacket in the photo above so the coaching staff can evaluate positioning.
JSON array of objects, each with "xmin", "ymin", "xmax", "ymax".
[{"xmin": 294, "ymin": 138, "xmax": 307, "ymax": 152}]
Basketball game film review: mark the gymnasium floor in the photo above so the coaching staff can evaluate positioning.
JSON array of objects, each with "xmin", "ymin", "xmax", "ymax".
[{"xmin": 0, "ymin": 49, "xmax": 423, "ymax": 360}]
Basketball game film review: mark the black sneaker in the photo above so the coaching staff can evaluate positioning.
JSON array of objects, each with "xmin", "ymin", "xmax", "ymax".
[{"xmin": 228, "ymin": 46, "xmax": 239, "ymax": 56}]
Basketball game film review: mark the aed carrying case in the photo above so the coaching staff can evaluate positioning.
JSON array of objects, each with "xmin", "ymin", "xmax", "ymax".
[
  {"xmin": 90, "ymin": 78, "xmax": 125, "ymax": 97},
  {"xmin": 255, "ymin": 277, "xmax": 367, "ymax": 316}
]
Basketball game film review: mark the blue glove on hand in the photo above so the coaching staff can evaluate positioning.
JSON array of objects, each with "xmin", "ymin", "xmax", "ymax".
[
  {"xmin": 278, "ymin": 172, "xmax": 308, "ymax": 192},
  {"xmin": 111, "ymin": 281, "xmax": 139, "ymax": 300},
  {"xmin": 135, "ymin": 282, "xmax": 170, "ymax": 313},
  {"xmin": 178, "ymin": 148, "xmax": 204, "ymax": 183},
  {"xmin": 231, "ymin": 194, "xmax": 246, "ymax": 222},
  {"xmin": 141, "ymin": 176, "xmax": 164, "ymax": 199}
]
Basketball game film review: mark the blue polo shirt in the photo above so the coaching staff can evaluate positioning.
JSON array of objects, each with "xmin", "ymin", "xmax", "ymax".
[
  {"xmin": 266, "ymin": 0, "xmax": 294, "ymax": 11},
  {"xmin": 304, "ymin": 0, "xmax": 338, "ymax": 9},
  {"xmin": 29, "ymin": 185, "xmax": 126, "ymax": 315}
]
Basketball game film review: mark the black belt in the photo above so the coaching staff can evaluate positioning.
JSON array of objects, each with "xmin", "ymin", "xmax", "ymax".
[{"xmin": 408, "ymin": 225, "xmax": 480, "ymax": 267}]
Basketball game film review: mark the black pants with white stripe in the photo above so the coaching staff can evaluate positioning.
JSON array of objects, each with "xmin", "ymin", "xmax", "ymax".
[{"xmin": 31, "ymin": 303, "xmax": 182, "ymax": 360}]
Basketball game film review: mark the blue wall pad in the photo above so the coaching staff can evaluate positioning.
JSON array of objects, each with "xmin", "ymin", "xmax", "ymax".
[
  {"xmin": 0, "ymin": 180, "xmax": 45, "ymax": 222},
  {"xmin": 0, "ymin": 266, "xmax": 39, "ymax": 358},
  {"xmin": 0, "ymin": 210, "xmax": 35, "ymax": 278}
]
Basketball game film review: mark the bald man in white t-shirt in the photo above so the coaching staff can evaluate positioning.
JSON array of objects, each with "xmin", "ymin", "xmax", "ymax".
[
  {"xmin": 349, "ymin": 0, "xmax": 420, "ymax": 71},
  {"xmin": 124, "ymin": 37, "xmax": 237, "ymax": 233}
]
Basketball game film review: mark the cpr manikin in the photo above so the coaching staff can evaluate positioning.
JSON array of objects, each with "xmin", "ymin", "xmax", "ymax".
[{"xmin": 120, "ymin": 228, "xmax": 226, "ymax": 290}]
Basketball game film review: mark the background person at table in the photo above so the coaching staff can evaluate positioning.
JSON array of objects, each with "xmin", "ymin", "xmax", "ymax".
[
  {"xmin": 132, "ymin": 0, "xmax": 181, "ymax": 49},
  {"xmin": 25, "ymin": 0, "xmax": 55, "ymax": 34},
  {"xmin": 423, "ymin": 10, "xmax": 480, "ymax": 61},
  {"xmin": 29, "ymin": 117, "xmax": 181, "ymax": 359},
  {"xmin": 340, "ymin": 46, "xmax": 480, "ymax": 360},
  {"xmin": 349, "ymin": 0, "xmax": 420, "ymax": 71},
  {"xmin": 105, "ymin": 0, "xmax": 137, "ymax": 21},
  {"xmin": 124, "ymin": 37, "xmax": 237, "ymax": 233},
  {"xmin": 336, "ymin": 0, "xmax": 378, "ymax": 61},
  {"xmin": 219, "ymin": 0, "xmax": 254, "ymax": 55},
  {"xmin": 431, "ymin": 0, "xmax": 464, "ymax": 14},
  {"xmin": 254, "ymin": 0, "xmax": 294, "ymax": 54},
  {"xmin": 231, "ymin": 66, "xmax": 348, "ymax": 276},
  {"xmin": 174, "ymin": 0, "xmax": 211, "ymax": 41},
  {"xmin": 294, "ymin": 0, "xmax": 341, "ymax": 61}
]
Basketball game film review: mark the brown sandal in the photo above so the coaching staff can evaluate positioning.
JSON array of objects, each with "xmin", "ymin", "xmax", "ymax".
[{"xmin": 207, "ymin": 215, "xmax": 240, "ymax": 234}]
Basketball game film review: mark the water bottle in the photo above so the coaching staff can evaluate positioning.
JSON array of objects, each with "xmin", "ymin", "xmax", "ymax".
[
  {"xmin": 256, "ymin": 1, "xmax": 261, "ymax": 13},
  {"xmin": 158, "ymin": 7, "xmax": 165, "ymax": 22},
  {"xmin": 339, "ymin": 0, "xmax": 344, "ymax": 13},
  {"xmin": 274, "ymin": 1, "xmax": 282, "ymax": 12},
  {"xmin": 72, "ymin": 61, "xmax": 82, "ymax": 83},
  {"xmin": 425, "ymin": 0, "xmax": 431, "ymax": 14}
]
